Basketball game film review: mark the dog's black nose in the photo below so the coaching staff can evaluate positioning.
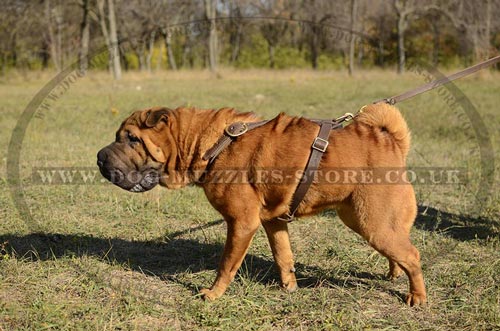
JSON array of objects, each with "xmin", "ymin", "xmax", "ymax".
[{"xmin": 97, "ymin": 149, "xmax": 107, "ymax": 168}]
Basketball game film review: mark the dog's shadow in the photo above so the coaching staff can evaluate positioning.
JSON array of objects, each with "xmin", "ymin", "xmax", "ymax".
[
  {"xmin": 414, "ymin": 204, "xmax": 499, "ymax": 241},
  {"xmin": 1, "ymin": 205, "xmax": 496, "ymax": 302},
  {"xmin": 0, "ymin": 226, "xmax": 393, "ymax": 298}
]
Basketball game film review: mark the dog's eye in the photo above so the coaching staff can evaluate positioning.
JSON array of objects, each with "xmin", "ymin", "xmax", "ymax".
[{"xmin": 127, "ymin": 132, "xmax": 140, "ymax": 143}]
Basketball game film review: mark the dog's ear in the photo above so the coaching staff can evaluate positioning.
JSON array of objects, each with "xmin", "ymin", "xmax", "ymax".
[
  {"xmin": 142, "ymin": 108, "xmax": 171, "ymax": 128},
  {"xmin": 142, "ymin": 135, "xmax": 167, "ymax": 163}
]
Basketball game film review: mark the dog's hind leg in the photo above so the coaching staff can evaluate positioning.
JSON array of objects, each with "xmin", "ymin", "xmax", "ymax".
[
  {"xmin": 200, "ymin": 213, "xmax": 261, "ymax": 301},
  {"xmin": 337, "ymin": 202, "xmax": 401, "ymax": 278},
  {"xmin": 262, "ymin": 220, "xmax": 298, "ymax": 292},
  {"xmin": 337, "ymin": 191, "xmax": 426, "ymax": 306},
  {"xmin": 368, "ymin": 231, "xmax": 426, "ymax": 306},
  {"xmin": 388, "ymin": 260, "xmax": 404, "ymax": 280},
  {"xmin": 337, "ymin": 202, "xmax": 402, "ymax": 279}
]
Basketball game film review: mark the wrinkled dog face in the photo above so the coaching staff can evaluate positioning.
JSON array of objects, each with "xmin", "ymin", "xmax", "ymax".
[{"xmin": 97, "ymin": 107, "xmax": 171, "ymax": 192}]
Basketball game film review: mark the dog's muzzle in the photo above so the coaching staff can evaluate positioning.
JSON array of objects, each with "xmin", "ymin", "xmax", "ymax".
[{"xmin": 97, "ymin": 143, "xmax": 160, "ymax": 192}]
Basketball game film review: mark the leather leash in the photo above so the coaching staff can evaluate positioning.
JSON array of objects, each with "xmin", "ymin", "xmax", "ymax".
[{"xmin": 374, "ymin": 55, "xmax": 500, "ymax": 105}]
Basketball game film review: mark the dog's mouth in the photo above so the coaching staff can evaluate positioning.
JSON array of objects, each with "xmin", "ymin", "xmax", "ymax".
[
  {"xmin": 98, "ymin": 165, "xmax": 161, "ymax": 192},
  {"xmin": 128, "ymin": 170, "xmax": 160, "ymax": 192},
  {"xmin": 97, "ymin": 143, "xmax": 162, "ymax": 193}
]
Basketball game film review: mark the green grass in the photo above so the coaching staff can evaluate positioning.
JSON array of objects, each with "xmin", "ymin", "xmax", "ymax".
[{"xmin": 0, "ymin": 69, "xmax": 499, "ymax": 330}]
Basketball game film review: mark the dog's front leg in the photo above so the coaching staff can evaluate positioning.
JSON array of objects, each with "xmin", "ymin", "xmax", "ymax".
[
  {"xmin": 200, "ymin": 215, "xmax": 260, "ymax": 300},
  {"xmin": 262, "ymin": 220, "xmax": 298, "ymax": 292}
]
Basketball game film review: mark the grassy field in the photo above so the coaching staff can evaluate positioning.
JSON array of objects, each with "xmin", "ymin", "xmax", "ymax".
[{"xmin": 0, "ymin": 69, "xmax": 499, "ymax": 330}]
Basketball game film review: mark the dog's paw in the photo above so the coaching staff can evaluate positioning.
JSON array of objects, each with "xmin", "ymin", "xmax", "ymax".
[
  {"xmin": 200, "ymin": 288, "xmax": 221, "ymax": 301},
  {"xmin": 405, "ymin": 292, "xmax": 427, "ymax": 307},
  {"xmin": 282, "ymin": 281, "xmax": 298, "ymax": 293},
  {"xmin": 387, "ymin": 269, "xmax": 404, "ymax": 281}
]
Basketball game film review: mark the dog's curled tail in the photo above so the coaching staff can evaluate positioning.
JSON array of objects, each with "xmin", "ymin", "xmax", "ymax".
[{"xmin": 355, "ymin": 103, "xmax": 411, "ymax": 157}]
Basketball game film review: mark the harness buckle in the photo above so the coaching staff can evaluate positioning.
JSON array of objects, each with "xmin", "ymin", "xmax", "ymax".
[
  {"xmin": 225, "ymin": 122, "xmax": 249, "ymax": 137},
  {"xmin": 312, "ymin": 136, "xmax": 329, "ymax": 152}
]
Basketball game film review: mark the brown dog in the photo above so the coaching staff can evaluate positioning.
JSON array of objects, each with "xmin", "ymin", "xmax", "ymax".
[{"xmin": 97, "ymin": 103, "xmax": 426, "ymax": 306}]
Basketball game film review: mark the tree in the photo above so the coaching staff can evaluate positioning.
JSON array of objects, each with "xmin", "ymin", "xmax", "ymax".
[
  {"xmin": 255, "ymin": 0, "xmax": 290, "ymax": 69},
  {"xmin": 392, "ymin": 0, "xmax": 416, "ymax": 74},
  {"xmin": 441, "ymin": 0, "xmax": 498, "ymax": 62},
  {"xmin": 300, "ymin": 0, "xmax": 336, "ymax": 70},
  {"xmin": 227, "ymin": 0, "xmax": 246, "ymax": 63},
  {"xmin": 0, "ymin": 0, "xmax": 498, "ymax": 73},
  {"xmin": 119, "ymin": 0, "xmax": 190, "ymax": 71},
  {"xmin": 107, "ymin": 0, "xmax": 121, "ymax": 79},
  {"xmin": 162, "ymin": 27, "xmax": 177, "ymax": 70},
  {"xmin": 45, "ymin": 0, "xmax": 64, "ymax": 71},
  {"xmin": 78, "ymin": 0, "xmax": 90, "ymax": 72},
  {"xmin": 96, "ymin": 0, "xmax": 121, "ymax": 79},
  {"xmin": 348, "ymin": 0, "xmax": 358, "ymax": 75},
  {"xmin": 204, "ymin": 0, "xmax": 218, "ymax": 72}
]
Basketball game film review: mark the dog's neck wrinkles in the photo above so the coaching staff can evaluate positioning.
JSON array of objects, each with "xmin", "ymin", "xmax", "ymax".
[{"xmin": 167, "ymin": 107, "xmax": 258, "ymax": 185}]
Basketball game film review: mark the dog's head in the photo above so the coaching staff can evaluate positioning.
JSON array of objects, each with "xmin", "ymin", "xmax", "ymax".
[{"xmin": 97, "ymin": 107, "xmax": 177, "ymax": 192}]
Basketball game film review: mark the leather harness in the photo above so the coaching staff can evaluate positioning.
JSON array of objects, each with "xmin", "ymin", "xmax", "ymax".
[
  {"xmin": 202, "ymin": 114, "xmax": 353, "ymax": 222},
  {"xmin": 201, "ymin": 54, "xmax": 500, "ymax": 222}
]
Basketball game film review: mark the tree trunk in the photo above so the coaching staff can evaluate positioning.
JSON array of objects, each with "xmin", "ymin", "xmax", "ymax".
[
  {"xmin": 484, "ymin": 0, "xmax": 491, "ymax": 59},
  {"xmin": 431, "ymin": 20, "xmax": 439, "ymax": 66},
  {"xmin": 163, "ymin": 29, "xmax": 177, "ymax": 70},
  {"xmin": 156, "ymin": 37, "xmax": 164, "ymax": 71},
  {"xmin": 145, "ymin": 30, "xmax": 156, "ymax": 73},
  {"xmin": 79, "ymin": 0, "xmax": 90, "ymax": 73},
  {"xmin": 309, "ymin": 17, "xmax": 319, "ymax": 70},
  {"xmin": 471, "ymin": 30, "xmax": 480, "ymax": 63},
  {"xmin": 41, "ymin": 41, "xmax": 50, "ymax": 69},
  {"xmin": 107, "ymin": 0, "xmax": 121, "ymax": 80},
  {"xmin": 230, "ymin": 23, "xmax": 242, "ymax": 63},
  {"xmin": 268, "ymin": 43, "xmax": 275, "ymax": 69},
  {"xmin": 377, "ymin": 38, "xmax": 384, "ymax": 67},
  {"xmin": 204, "ymin": 0, "xmax": 218, "ymax": 72},
  {"xmin": 97, "ymin": 0, "xmax": 112, "ymax": 75},
  {"xmin": 56, "ymin": 5, "xmax": 62, "ymax": 69},
  {"xmin": 310, "ymin": 37, "xmax": 318, "ymax": 69},
  {"xmin": 119, "ymin": 44, "xmax": 129, "ymax": 71},
  {"xmin": 182, "ymin": 40, "xmax": 193, "ymax": 68},
  {"xmin": 45, "ymin": 0, "xmax": 62, "ymax": 71},
  {"xmin": 0, "ymin": 53, "xmax": 5, "ymax": 75},
  {"xmin": 131, "ymin": 40, "xmax": 146, "ymax": 71},
  {"xmin": 357, "ymin": 42, "xmax": 363, "ymax": 66},
  {"xmin": 133, "ymin": 46, "xmax": 146, "ymax": 71},
  {"xmin": 348, "ymin": 0, "xmax": 358, "ymax": 75},
  {"xmin": 11, "ymin": 32, "xmax": 17, "ymax": 67},
  {"xmin": 310, "ymin": 31, "xmax": 318, "ymax": 69},
  {"xmin": 397, "ymin": 14, "xmax": 406, "ymax": 74}
]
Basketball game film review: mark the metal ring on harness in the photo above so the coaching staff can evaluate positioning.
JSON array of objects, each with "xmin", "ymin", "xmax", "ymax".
[
  {"xmin": 335, "ymin": 112, "xmax": 355, "ymax": 123},
  {"xmin": 225, "ymin": 122, "xmax": 249, "ymax": 137}
]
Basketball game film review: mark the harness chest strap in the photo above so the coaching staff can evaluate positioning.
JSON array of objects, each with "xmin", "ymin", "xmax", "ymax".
[{"xmin": 276, "ymin": 120, "xmax": 335, "ymax": 222}]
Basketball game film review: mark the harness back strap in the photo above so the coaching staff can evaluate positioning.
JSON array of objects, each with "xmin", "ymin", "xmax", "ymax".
[{"xmin": 276, "ymin": 120, "xmax": 334, "ymax": 222}]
